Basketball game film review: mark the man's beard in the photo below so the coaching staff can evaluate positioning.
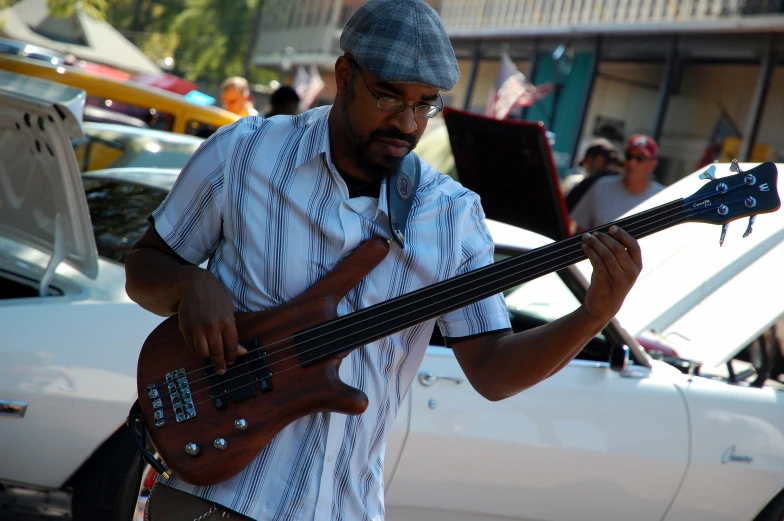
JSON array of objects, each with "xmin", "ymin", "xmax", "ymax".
[{"xmin": 339, "ymin": 97, "xmax": 416, "ymax": 182}]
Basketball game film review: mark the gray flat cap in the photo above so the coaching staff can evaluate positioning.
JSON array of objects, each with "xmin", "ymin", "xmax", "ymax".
[{"xmin": 340, "ymin": 0, "xmax": 459, "ymax": 91}]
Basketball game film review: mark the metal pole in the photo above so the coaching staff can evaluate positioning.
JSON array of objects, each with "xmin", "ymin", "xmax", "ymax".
[
  {"xmin": 520, "ymin": 38, "xmax": 540, "ymax": 120},
  {"xmin": 462, "ymin": 42, "xmax": 482, "ymax": 111},
  {"xmin": 740, "ymin": 34, "xmax": 776, "ymax": 162},
  {"xmin": 651, "ymin": 35, "xmax": 678, "ymax": 142},
  {"xmin": 568, "ymin": 36, "xmax": 602, "ymax": 168}
]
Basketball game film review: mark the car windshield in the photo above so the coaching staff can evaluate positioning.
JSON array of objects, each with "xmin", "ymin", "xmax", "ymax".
[
  {"xmin": 83, "ymin": 178, "xmax": 169, "ymax": 263},
  {"xmin": 73, "ymin": 129, "xmax": 201, "ymax": 172},
  {"xmin": 504, "ymin": 271, "xmax": 582, "ymax": 323}
]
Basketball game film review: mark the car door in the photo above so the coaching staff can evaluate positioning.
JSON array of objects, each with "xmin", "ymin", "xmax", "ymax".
[{"xmin": 385, "ymin": 268, "xmax": 691, "ymax": 521}]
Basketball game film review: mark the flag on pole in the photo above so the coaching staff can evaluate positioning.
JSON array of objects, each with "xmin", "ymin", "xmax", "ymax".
[
  {"xmin": 485, "ymin": 52, "xmax": 553, "ymax": 120},
  {"xmin": 293, "ymin": 65, "xmax": 325, "ymax": 111}
]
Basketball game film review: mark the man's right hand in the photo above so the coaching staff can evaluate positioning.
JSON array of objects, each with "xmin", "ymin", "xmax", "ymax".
[{"xmin": 177, "ymin": 271, "xmax": 247, "ymax": 375}]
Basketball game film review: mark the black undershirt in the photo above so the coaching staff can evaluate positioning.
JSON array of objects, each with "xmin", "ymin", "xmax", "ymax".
[{"xmin": 336, "ymin": 167, "xmax": 381, "ymax": 199}]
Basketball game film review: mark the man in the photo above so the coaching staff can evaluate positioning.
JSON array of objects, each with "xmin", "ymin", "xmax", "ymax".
[
  {"xmin": 220, "ymin": 76, "xmax": 259, "ymax": 117},
  {"xmin": 125, "ymin": 1, "xmax": 642, "ymax": 519},
  {"xmin": 571, "ymin": 134, "xmax": 665, "ymax": 232},
  {"xmin": 563, "ymin": 138, "xmax": 622, "ymax": 211},
  {"xmin": 266, "ymin": 85, "xmax": 301, "ymax": 117}
]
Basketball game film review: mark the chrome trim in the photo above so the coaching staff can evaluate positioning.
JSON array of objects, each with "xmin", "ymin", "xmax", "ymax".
[
  {"xmin": 418, "ymin": 372, "xmax": 463, "ymax": 387},
  {"xmin": 721, "ymin": 445, "xmax": 753, "ymax": 464},
  {"xmin": 0, "ymin": 400, "xmax": 28, "ymax": 418}
]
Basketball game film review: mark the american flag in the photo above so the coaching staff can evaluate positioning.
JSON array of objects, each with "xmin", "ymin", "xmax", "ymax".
[
  {"xmin": 293, "ymin": 65, "xmax": 325, "ymax": 111},
  {"xmin": 485, "ymin": 52, "xmax": 553, "ymax": 120}
]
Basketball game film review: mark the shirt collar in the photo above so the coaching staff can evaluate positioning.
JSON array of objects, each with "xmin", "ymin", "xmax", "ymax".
[{"xmin": 294, "ymin": 105, "xmax": 332, "ymax": 169}]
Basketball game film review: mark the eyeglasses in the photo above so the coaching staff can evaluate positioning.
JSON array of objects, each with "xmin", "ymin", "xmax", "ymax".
[
  {"xmin": 348, "ymin": 58, "xmax": 443, "ymax": 119},
  {"xmin": 625, "ymin": 154, "xmax": 651, "ymax": 162}
]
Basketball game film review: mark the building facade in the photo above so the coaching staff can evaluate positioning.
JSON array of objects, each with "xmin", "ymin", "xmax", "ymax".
[{"xmin": 252, "ymin": 0, "xmax": 784, "ymax": 183}]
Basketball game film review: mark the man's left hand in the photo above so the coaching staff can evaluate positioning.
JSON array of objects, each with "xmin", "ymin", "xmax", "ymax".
[{"xmin": 580, "ymin": 226, "xmax": 642, "ymax": 323}]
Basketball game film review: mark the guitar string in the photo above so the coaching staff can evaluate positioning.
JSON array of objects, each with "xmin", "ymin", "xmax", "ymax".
[
  {"xmin": 152, "ymin": 197, "xmax": 687, "ymax": 397},
  {"xmin": 154, "ymin": 202, "xmax": 721, "ymax": 419},
  {"xmin": 154, "ymin": 191, "xmax": 752, "ymax": 410},
  {"xmin": 171, "ymin": 180, "xmax": 749, "ymax": 384},
  {"xmin": 151, "ymin": 180, "xmax": 757, "ymax": 406},
  {"xmin": 155, "ymin": 185, "xmax": 760, "ymax": 410}
]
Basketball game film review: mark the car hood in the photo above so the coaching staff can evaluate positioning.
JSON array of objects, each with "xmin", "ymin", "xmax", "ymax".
[
  {"xmin": 575, "ymin": 162, "xmax": 784, "ymax": 370},
  {"xmin": 0, "ymin": 70, "xmax": 98, "ymax": 280}
]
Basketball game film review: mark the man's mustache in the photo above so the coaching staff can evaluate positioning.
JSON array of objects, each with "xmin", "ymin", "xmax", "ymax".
[{"xmin": 368, "ymin": 129, "xmax": 416, "ymax": 148}]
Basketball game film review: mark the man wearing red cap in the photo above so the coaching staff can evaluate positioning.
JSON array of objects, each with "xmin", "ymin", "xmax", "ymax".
[{"xmin": 571, "ymin": 134, "xmax": 664, "ymax": 232}]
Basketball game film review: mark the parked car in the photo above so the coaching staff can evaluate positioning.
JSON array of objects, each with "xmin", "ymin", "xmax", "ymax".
[
  {"xmin": 2, "ymin": 71, "xmax": 784, "ymax": 521},
  {"xmin": 0, "ymin": 37, "xmax": 65, "ymax": 65},
  {"xmin": 73, "ymin": 123, "xmax": 204, "ymax": 172},
  {"xmin": 0, "ymin": 53, "xmax": 239, "ymax": 137},
  {"xmin": 0, "ymin": 37, "xmax": 130, "ymax": 80}
]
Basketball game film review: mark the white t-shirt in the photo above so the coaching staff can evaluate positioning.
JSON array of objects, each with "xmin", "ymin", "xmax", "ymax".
[{"xmin": 571, "ymin": 174, "xmax": 664, "ymax": 230}]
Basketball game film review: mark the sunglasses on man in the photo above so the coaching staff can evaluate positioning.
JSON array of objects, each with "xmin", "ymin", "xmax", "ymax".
[{"xmin": 625, "ymin": 154, "xmax": 653, "ymax": 162}]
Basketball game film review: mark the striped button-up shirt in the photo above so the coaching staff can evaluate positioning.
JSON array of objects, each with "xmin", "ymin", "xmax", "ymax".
[{"xmin": 151, "ymin": 106, "xmax": 511, "ymax": 521}]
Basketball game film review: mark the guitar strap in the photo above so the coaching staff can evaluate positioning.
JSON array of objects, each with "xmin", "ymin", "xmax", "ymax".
[{"xmin": 387, "ymin": 152, "xmax": 421, "ymax": 249}]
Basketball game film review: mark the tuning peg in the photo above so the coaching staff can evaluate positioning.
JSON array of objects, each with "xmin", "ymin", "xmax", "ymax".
[
  {"xmin": 699, "ymin": 165, "xmax": 717, "ymax": 181},
  {"xmin": 730, "ymin": 159, "xmax": 743, "ymax": 173},
  {"xmin": 720, "ymin": 223, "xmax": 729, "ymax": 247},
  {"xmin": 743, "ymin": 215, "xmax": 756, "ymax": 238}
]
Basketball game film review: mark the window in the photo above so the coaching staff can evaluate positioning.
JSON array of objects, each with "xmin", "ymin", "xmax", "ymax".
[
  {"xmin": 430, "ymin": 251, "xmax": 618, "ymax": 363},
  {"xmin": 83, "ymin": 179, "xmax": 169, "ymax": 264},
  {"xmin": 185, "ymin": 120, "xmax": 219, "ymax": 138},
  {"xmin": 86, "ymin": 97, "xmax": 175, "ymax": 132}
]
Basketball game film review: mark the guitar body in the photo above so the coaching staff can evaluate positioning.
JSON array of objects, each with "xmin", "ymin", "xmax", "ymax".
[{"xmin": 136, "ymin": 237, "xmax": 390, "ymax": 486}]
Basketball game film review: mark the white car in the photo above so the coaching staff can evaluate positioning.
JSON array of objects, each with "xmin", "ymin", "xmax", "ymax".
[
  {"xmin": 0, "ymin": 72, "xmax": 165, "ymax": 518},
  {"xmin": 2, "ymin": 72, "xmax": 784, "ymax": 521}
]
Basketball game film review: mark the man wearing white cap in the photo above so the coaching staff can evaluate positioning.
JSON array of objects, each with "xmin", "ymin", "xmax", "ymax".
[{"xmin": 125, "ymin": 0, "xmax": 643, "ymax": 519}]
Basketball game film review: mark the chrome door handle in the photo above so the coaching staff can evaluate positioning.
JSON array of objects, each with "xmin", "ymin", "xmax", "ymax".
[
  {"xmin": 418, "ymin": 371, "xmax": 463, "ymax": 387},
  {"xmin": 0, "ymin": 400, "xmax": 28, "ymax": 418}
]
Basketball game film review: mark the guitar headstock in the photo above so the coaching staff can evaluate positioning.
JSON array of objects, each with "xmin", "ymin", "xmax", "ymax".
[{"xmin": 685, "ymin": 160, "xmax": 780, "ymax": 246}]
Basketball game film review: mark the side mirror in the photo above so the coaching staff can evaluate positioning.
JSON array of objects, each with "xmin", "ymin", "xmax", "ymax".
[{"xmin": 610, "ymin": 344, "xmax": 630, "ymax": 372}]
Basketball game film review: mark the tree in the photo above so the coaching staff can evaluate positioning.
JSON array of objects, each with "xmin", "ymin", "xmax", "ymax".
[
  {"xmin": 11, "ymin": 0, "xmax": 275, "ymax": 87},
  {"xmin": 47, "ymin": 0, "xmax": 106, "ymax": 19}
]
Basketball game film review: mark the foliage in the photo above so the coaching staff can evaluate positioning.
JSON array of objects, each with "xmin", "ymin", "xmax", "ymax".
[
  {"xmin": 103, "ymin": 0, "xmax": 276, "ymax": 86},
  {"xmin": 9, "ymin": 0, "xmax": 275, "ymax": 86},
  {"xmin": 47, "ymin": 0, "xmax": 106, "ymax": 19}
]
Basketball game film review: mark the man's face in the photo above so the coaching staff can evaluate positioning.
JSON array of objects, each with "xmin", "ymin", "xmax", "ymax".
[
  {"xmin": 222, "ymin": 86, "xmax": 247, "ymax": 115},
  {"xmin": 336, "ymin": 57, "xmax": 439, "ymax": 181},
  {"xmin": 581, "ymin": 154, "xmax": 607, "ymax": 176},
  {"xmin": 624, "ymin": 146, "xmax": 658, "ymax": 180}
]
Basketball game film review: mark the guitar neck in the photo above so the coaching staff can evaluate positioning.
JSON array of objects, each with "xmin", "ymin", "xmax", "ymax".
[{"xmin": 296, "ymin": 199, "xmax": 687, "ymax": 365}]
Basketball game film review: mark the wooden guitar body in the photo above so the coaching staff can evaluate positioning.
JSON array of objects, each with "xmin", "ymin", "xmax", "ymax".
[{"xmin": 136, "ymin": 237, "xmax": 390, "ymax": 486}]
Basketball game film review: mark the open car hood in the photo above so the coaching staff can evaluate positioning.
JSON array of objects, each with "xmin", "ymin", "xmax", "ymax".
[
  {"xmin": 576, "ymin": 163, "xmax": 784, "ymax": 370},
  {"xmin": 0, "ymin": 70, "xmax": 98, "ymax": 281}
]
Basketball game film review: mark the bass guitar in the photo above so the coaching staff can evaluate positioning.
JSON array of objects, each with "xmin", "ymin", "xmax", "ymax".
[{"xmin": 137, "ymin": 161, "xmax": 780, "ymax": 486}]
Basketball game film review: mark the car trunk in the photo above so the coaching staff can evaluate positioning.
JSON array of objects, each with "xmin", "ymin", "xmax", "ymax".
[{"xmin": 0, "ymin": 70, "xmax": 98, "ymax": 297}]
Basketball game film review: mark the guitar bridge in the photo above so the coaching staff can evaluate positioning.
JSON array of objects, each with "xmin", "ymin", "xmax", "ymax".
[{"xmin": 166, "ymin": 368, "xmax": 197, "ymax": 424}]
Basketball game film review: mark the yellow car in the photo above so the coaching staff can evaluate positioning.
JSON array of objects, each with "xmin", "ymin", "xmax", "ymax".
[{"xmin": 0, "ymin": 53, "xmax": 239, "ymax": 136}]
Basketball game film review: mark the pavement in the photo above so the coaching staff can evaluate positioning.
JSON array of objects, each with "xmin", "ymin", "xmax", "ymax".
[
  {"xmin": 0, "ymin": 486, "xmax": 147, "ymax": 521},
  {"xmin": 0, "ymin": 485, "xmax": 70, "ymax": 521}
]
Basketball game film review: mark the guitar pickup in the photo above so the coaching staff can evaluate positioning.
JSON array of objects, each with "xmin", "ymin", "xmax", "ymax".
[
  {"xmin": 222, "ymin": 354, "xmax": 256, "ymax": 403},
  {"xmin": 203, "ymin": 361, "xmax": 228, "ymax": 411},
  {"xmin": 248, "ymin": 340, "xmax": 273, "ymax": 393}
]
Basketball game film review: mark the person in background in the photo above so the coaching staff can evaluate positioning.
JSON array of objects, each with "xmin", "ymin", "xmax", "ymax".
[
  {"xmin": 220, "ymin": 76, "xmax": 259, "ymax": 117},
  {"xmin": 564, "ymin": 138, "xmax": 623, "ymax": 211},
  {"xmin": 571, "ymin": 134, "xmax": 664, "ymax": 233},
  {"xmin": 266, "ymin": 85, "xmax": 301, "ymax": 117}
]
